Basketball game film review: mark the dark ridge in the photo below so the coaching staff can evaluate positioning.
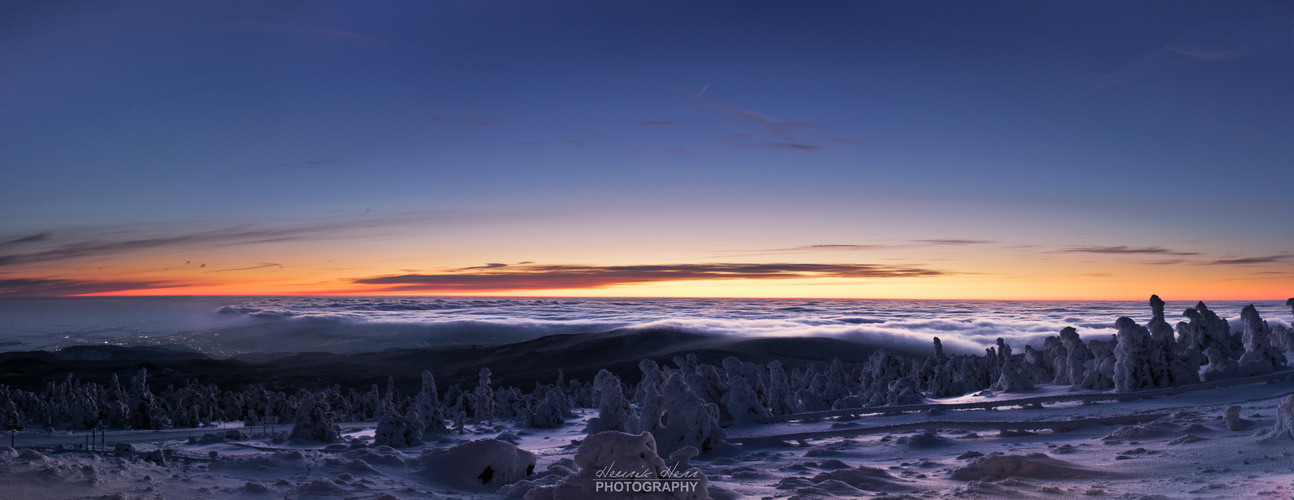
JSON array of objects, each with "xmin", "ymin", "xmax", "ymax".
[{"xmin": 0, "ymin": 328, "xmax": 910, "ymax": 395}]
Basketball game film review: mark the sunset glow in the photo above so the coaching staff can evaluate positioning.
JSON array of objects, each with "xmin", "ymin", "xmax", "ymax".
[{"xmin": 2, "ymin": 2, "xmax": 1291, "ymax": 300}]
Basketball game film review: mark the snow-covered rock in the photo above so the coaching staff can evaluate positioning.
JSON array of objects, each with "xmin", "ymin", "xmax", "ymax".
[
  {"xmin": 1271, "ymin": 394, "xmax": 1294, "ymax": 439},
  {"xmin": 537, "ymin": 431, "xmax": 708, "ymax": 500},
  {"xmin": 422, "ymin": 439, "xmax": 536, "ymax": 491}
]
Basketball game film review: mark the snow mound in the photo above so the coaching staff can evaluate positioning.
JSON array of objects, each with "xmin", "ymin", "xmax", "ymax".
[
  {"xmin": 1102, "ymin": 421, "xmax": 1180, "ymax": 441},
  {"xmin": 810, "ymin": 466, "xmax": 911, "ymax": 492},
  {"xmin": 949, "ymin": 453, "xmax": 1103, "ymax": 481},
  {"xmin": 295, "ymin": 477, "xmax": 345, "ymax": 495},
  {"xmin": 421, "ymin": 438, "xmax": 536, "ymax": 491},
  {"xmin": 897, "ymin": 431, "xmax": 954, "ymax": 448},
  {"xmin": 534, "ymin": 431, "xmax": 709, "ymax": 500}
]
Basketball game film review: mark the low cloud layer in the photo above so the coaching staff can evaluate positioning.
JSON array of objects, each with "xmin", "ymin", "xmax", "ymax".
[{"xmin": 355, "ymin": 262, "xmax": 948, "ymax": 292}]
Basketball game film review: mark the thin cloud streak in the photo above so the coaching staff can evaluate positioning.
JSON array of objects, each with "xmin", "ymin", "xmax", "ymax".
[
  {"xmin": 1, "ymin": 232, "xmax": 51, "ymax": 248},
  {"xmin": 674, "ymin": 87, "xmax": 818, "ymax": 149},
  {"xmin": 1208, "ymin": 255, "xmax": 1293, "ymax": 266},
  {"xmin": 354, "ymin": 262, "xmax": 949, "ymax": 292},
  {"xmin": 241, "ymin": 20, "xmax": 385, "ymax": 46},
  {"xmin": 209, "ymin": 262, "xmax": 284, "ymax": 273},
  {"xmin": 1059, "ymin": 245, "xmax": 1199, "ymax": 256},
  {"xmin": 1088, "ymin": 44, "xmax": 1247, "ymax": 93},
  {"xmin": 0, "ymin": 278, "xmax": 173, "ymax": 297},
  {"xmin": 0, "ymin": 218, "xmax": 411, "ymax": 267}
]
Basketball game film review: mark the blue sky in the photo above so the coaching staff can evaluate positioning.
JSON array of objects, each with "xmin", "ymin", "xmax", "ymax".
[{"xmin": 2, "ymin": 1, "xmax": 1292, "ymax": 298}]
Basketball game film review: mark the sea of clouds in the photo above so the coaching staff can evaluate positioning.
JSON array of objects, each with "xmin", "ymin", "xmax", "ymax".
[{"xmin": 2, "ymin": 296, "xmax": 1289, "ymax": 357}]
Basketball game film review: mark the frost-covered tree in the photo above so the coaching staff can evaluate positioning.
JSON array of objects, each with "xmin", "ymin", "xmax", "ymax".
[
  {"xmin": 721, "ymin": 372, "xmax": 770, "ymax": 423},
  {"xmin": 1182, "ymin": 302, "xmax": 1238, "ymax": 360},
  {"xmin": 414, "ymin": 371, "xmax": 448, "ymax": 436},
  {"xmin": 1200, "ymin": 345, "xmax": 1239, "ymax": 382},
  {"xmin": 1238, "ymin": 305, "xmax": 1286, "ymax": 376},
  {"xmin": 764, "ymin": 360, "xmax": 796, "ymax": 416},
  {"xmin": 1081, "ymin": 337, "xmax": 1117, "ymax": 390},
  {"xmin": 374, "ymin": 406, "xmax": 424, "ymax": 447},
  {"xmin": 1113, "ymin": 317, "xmax": 1154, "ymax": 393},
  {"xmin": 290, "ymin": 396, "xmax": 338, "ymax": 443},
  {"xmin": 651, "ymin": 372, "xmax": 726, "ymax": 458},
  {"xmin": 586, "ymin": 369, "xmax": 637, "ymax": 434},
  {"xmin": 474, "ymin": 367, "xmax": 495, "ymax": 424},
  {"xmin": 526, "ymin": 387, "xmax": 567, "ymax": 429}
]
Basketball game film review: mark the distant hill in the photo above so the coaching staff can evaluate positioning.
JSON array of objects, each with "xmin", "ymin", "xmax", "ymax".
[{"xmin": 0, "ymin": 328, "xmax": 924, "ymax": 394}]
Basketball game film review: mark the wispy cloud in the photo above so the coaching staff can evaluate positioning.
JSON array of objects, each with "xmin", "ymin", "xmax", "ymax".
[
  {"xmin": 0, "ymin": 221, "xmax": 393, "ymax": 267},
  {"xmin": 1059, "ymin": 245, "xmax": 1199, "ymax": 256},
  {"xmin": 1, "ymin": 232, "xmax": 51, "ymax": 248},
  {"xmin": 241, "ymin": 20, "xmax": 385, "ymax": 46},
  {"xmin": 0, "ymin": 277, "xmax": 173, "ymax": 297},
  {"xmin": 209, "ymin": 262, "xmax": 284, "ymax": 273},
  {"xmin": 279, "ymin": 160, "xmax": 337, "ymax": 169},
  {"xmin": 674, "ymin": 87, "xmax": 820, "ymax": 150},
  {"xmin": 775, "ymin": 240, "xmax": 994, "ymax": 253},
  {"xmin": 913, "ymin": 239, "xmax": 994, "ymax": 246},
  {"xmin": 1088, "ymin": 44, "xmax": 1247, "ymax": 93},
  {"xmin": 792, "ymin": 244, "xmax": 892, "ymax": 251},
  {"xmin": 1207, "ymin": 254, "xmax": 1293, "ymax": 266},
  {"xmin": 354, "ymin": 262, "xmax": 948, "ymax": 292},
  {"xmin": 636, "ymin": 120, "xmax": 684, "ymax": 127}
]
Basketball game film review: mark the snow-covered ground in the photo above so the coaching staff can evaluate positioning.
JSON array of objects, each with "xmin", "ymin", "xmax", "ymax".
[{"xmin": 5, "ymin": 374, "xmax": 1294, "ymax": 499}]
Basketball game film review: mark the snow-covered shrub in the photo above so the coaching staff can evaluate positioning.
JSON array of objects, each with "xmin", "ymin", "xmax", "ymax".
[{"xmin": 374, "ymin": 408, "xmax": 424, "ymax": 447}]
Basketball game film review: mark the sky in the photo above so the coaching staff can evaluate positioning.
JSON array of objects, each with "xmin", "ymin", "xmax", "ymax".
[{"xmin": 1, "ymin": 1, "xmax": 1292, "ymax": 300}]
